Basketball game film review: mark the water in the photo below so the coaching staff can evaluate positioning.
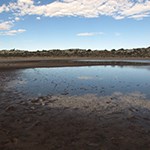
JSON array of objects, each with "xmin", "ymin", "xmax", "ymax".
[{"xmin": 3, "ymin": 65, "xmax": 150, "ymax": 99}]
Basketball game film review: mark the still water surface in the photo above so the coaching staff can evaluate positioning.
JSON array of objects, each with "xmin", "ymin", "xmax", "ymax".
[{"xmin": 4, "ymin": 65, "xmax": 150, "ymax": 98}]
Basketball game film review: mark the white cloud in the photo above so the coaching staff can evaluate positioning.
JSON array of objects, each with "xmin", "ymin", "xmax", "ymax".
[
  {"xmin": 37, "ymin": 1, "xmax": 41, "ymax": 4},
  {"xmin": 36, "ymin": 16, "xmax": 41, "ymax": 20},
  {"xmin": 1, "ymin": 0, "xmax": 150, "ymax": 20},
  {"xmin": 129, "ymin": 13, "xmax": 150, "ymax": 19},
  {"xmin": 0, "ymin": 4, "xmax": 10, "ymax": 13},
  {"xmin": 77, "ymin": 32, "xmax": 104, "ymax": 37},
  {"xmin": 0, "ymin": 5, "xmax": 5, "ymax": 13},
  {"xmin": 18, "ymin": 0, "xmax": 34, "ymax": 5},
  {"xmin": 120, "ymin": 1, "xmax": 150, "ymax": 17},
  {"xmin": 1, "ymin": 29, "xmax": 26, "ymax": 36},
  {"xmin": 0, "ymin": 21, "xmax": 13, "ymax": 30},
  {"xmin": 15, "ymin": 17, "xmax": 20, "ymax": 21}
]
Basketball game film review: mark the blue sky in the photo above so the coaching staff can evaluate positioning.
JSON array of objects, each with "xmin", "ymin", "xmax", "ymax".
[{"xmin": 0, "ymin": 0, "xmax": 150, "ymax": 50}]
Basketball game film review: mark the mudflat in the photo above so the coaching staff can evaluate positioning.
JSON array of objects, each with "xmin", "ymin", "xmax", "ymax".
[
  {"xmin": 0, "ymin": 58, "xmax": 150, "ymax": 150},
  {"xmin": 0, "ymin": 57, "xmax": 150, "ymax": 69},
  {"xmin": 1, "ymin": 91, "xmax": 150, "ymax": 150}
]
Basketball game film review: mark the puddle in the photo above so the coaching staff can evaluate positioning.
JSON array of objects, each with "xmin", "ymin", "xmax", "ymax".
[{"xmin": 2, "ymin": 65, "xmax": 150, "ymax": 99}]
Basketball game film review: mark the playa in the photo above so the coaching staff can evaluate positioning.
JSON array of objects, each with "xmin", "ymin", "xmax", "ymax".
[
  {"xmin": 1, "ymin": 91, "xmax": 150, "ymax": 150},
  {"xmin": 0, "ymin": 57, "xmax": 150, "ymax": 150}
]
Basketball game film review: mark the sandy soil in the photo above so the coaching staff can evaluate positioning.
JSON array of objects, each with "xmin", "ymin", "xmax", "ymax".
[
  {"xmin": 0, "ymin": 57, "xmax": 150, "ymax": 69},
  {"xmin": 1, "ymin": 89, "xmax": 150, "ymax": 150}
]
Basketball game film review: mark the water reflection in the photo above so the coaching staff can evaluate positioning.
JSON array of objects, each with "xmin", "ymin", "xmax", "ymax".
[
  {"xmin": 4, "ymin": 65, "xmax": 150, "ymax": 99},
  {"xmin": 130, "ymin": 66, "xmax": 150, "ymax": 71}
]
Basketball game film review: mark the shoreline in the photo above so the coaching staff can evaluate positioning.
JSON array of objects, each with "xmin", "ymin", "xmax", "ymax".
[
  {"xmin": 1, "ymin": 58, "xmax": 150, "ymax": 149},
  {"xmin": 0, "ymin": 57, "xmax": 150, "ymax": 69}
]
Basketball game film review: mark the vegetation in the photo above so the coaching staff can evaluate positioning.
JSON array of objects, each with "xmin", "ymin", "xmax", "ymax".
[{"xmin": 0, "ymin": 47, "xmax": 150, "ymax": 58}]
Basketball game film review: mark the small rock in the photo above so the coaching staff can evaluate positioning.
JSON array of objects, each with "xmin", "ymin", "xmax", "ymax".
[
  {"xmin": 31, "ymin": 106, "xmax": 35, "ymax": 110},
  {"xmin": 5, "ymin": 105, "xmax": 16, "ymax": 111},
  {"xmin": 38, "ymin": 112, "xmax": 44, "ymax": 116},
  {"xmin": 31, "ymin": 99, "xmax": 39, "ymax": 103},
  {"xmin": 11, "ymin": 138, "xmax": 18, "ymax": 144},
  {"xmin": 41, "ymin": 102, "xmax": 45, "ymax": 106}
]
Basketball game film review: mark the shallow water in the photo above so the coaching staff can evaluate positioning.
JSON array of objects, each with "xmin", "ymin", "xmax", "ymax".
[{"xmin": 1, "ymin": 65, "xmax": 149, "ymax": 99}]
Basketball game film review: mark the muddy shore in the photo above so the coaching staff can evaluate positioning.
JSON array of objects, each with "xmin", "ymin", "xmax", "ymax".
[
  {"xmin": 0, "ymin": 57, "xmax": 150, "ymax": 69},
  {"xmin": 1, "ymin": 90, "xmax": 150, "ymax": 150},
  {"xmin": 1, "ymin": 58, "xmax": 150, "ymax": 150}
]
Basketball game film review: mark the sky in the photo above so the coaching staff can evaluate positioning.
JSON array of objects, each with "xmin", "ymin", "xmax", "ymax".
[{"xmin": 0, "ymin": 0, "xmax": 150, "ymax": 51}]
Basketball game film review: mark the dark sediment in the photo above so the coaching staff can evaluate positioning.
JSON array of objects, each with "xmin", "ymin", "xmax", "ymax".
[
  {"xmin": 0, "ymin": 57, "xmax": 150, "ymax": 69},
  {"xmin": 1, "ymin": 90, "xmax": 150, "ymax": 150}
]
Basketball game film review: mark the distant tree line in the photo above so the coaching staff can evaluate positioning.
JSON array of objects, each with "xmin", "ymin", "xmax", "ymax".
[{"xmin": 0, "ymin": 47, "xmax": 150, "ymax": 58}]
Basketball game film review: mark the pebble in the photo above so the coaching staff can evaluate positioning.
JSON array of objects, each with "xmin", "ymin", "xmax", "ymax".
[
  {"xmin": 31, "ymin": 106, "xmax": 35, "ymax": 110},
  {"xmin": 5, "ymin": 105, "xmax": 16, "ymax": 111},
  {"xmin": 31, "ymin": 99, "xmax": 39, "ymax": 103}
]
